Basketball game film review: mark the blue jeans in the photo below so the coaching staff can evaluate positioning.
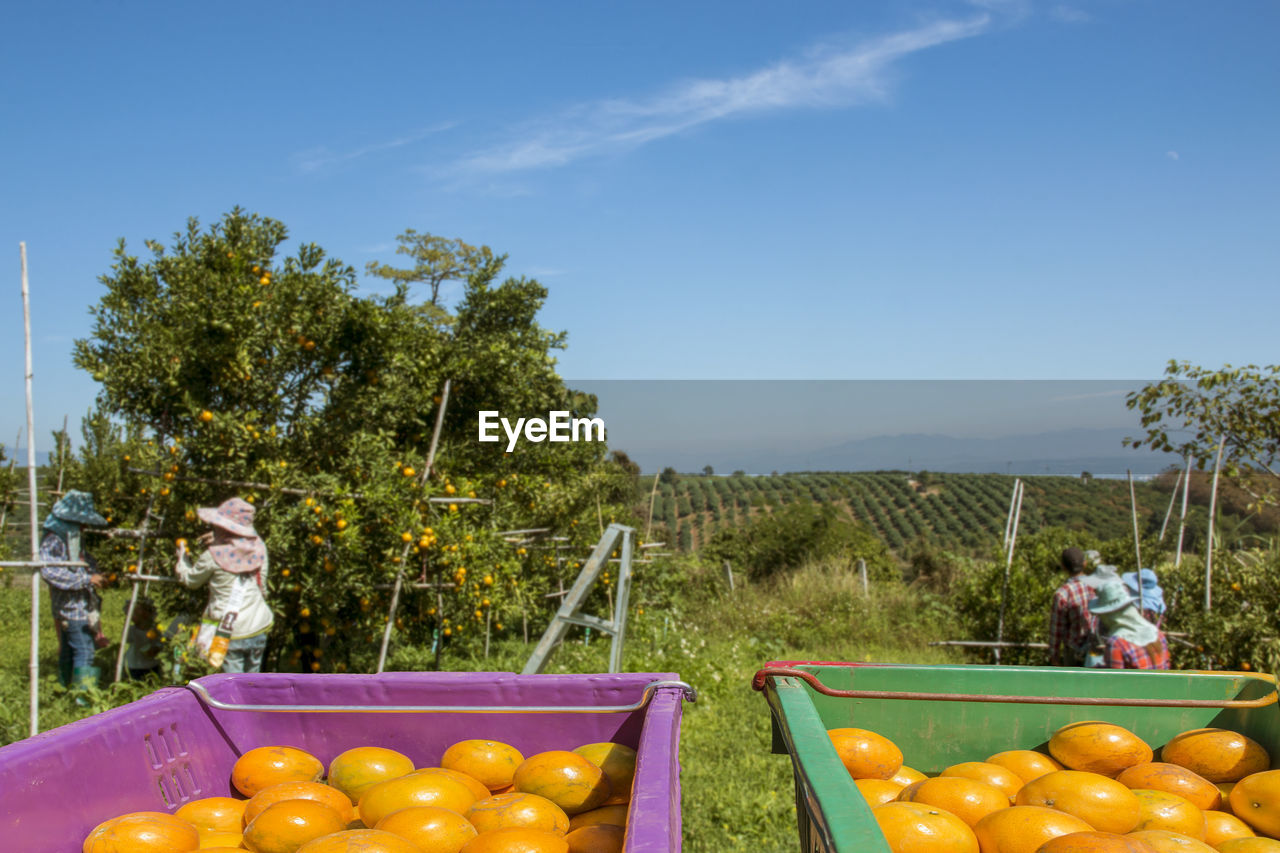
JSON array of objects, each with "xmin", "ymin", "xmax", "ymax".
[
  {"xmin": 222, "ymin": 632, "xmax": 268, "ymax": 673},
  {"xmin": 58, "ymin": 620, "xmax": 96, "ymax": 686}
]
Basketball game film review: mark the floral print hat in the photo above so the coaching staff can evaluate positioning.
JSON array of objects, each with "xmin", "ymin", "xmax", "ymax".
[{"xmin": 197, "ymin": 498, "xmax": 266, "ymax": 573}]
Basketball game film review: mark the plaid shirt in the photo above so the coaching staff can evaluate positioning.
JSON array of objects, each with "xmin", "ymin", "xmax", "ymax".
[
  {"xmin": 39, "ymin": 533, "xmax": 100, "ymax": 623},
  {"xmin": 1106, "ymin": 634, "xmax": 1170, "ymax": 670},
  {"xmin": 1049, "ymin": 576, "xmax": 1099, "ymax": 662}
]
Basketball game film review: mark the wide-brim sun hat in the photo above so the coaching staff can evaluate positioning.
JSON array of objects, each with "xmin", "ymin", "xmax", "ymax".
[
  {"xmin": 197, "ymin": 497, "xmax": 258, "ymax": 538},
  {"xmin": 1088, "ymin": 581, "xmax": 1139, "ymax": 615},
  {"xmin": 48, "ymin": 490, "xmax": 108, "ymax": 527},
  {"xmin": 1082, "ymin": 564, "xmax": 1121, "ymax": 589}
]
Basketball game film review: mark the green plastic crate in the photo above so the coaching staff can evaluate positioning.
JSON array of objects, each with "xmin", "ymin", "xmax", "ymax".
[{"xmin": 757, "ymin": 661, "xmax": 1280, "ymax": 853}]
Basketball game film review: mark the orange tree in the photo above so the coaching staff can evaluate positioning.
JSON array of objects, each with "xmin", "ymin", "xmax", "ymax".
[{"xmin": 70, "ymin": 209, "xmax": 638, "ymax": 674}]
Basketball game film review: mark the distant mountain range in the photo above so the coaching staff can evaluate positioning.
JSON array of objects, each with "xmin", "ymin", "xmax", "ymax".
[
  {"xmin": 634, "ymin": 427, "xmax": 1178, "ymax": 476},
  {"xmin": 7, "ymin": 451, "xmax": 53, "ymax": 468}
]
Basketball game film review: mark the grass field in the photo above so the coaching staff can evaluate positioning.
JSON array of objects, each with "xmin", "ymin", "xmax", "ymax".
[{"xmin": 0, "ymin": 560, "xmax": 961, "ymax": 851}]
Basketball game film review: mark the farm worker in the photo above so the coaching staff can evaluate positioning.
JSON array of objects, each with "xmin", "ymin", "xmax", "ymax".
[
  {"xmin": 1082, "ymin": 563, "xmax": 1120, "ymax": 589},
  {"xmin": 174, "ymin": 497, "xmax": 273, "ymax": 673},
  {"xmin": 38, "ymin": 490, "xmax": 110, "ymax": 691},
  {"xmin": 123, "ymin": 598, "xmax": 163, "ymax": 680},
  {"xmin": 1047, "ymin": 547, "xmax": 1100, "ymax": 667},
  {"xmin": 1088, "ymin": 580, "xmax": 1170, "ymax": 670},
  {"xmin": 1122, "ymin": 568, "xmax": 1166, "ymax": 626}
]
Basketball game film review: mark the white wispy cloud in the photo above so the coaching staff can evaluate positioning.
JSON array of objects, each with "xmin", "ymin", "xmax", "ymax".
[
  {"xmin": 1166, "ymin": 150, "xmax": 1180, "ymax": 161},
  {"xmin": 295, "ymin": 122, "xmax": 458, "ymax": 173},
  {"xmin": 453, "ymin": 15, "xmax": 991, "ymax": 175}
]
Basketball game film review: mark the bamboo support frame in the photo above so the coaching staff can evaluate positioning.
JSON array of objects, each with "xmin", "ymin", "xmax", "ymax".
[
  {"xmin": 994, "ymin": 478, "xmax": 1023, "ymax": 665},
  {"xmin": 22, "ymin": 242, "xmax": 42, "ymax": 737},
  {"xmin": 1205, "ymin": 436, "xmax": 1227, "ymax": 612},
  {"xmin": 1175, "ymin": 454, "xmax": 1192, "ymax": 567}
]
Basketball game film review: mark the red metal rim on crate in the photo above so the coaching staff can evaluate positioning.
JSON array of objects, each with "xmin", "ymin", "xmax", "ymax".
[{"xmin": 750, "ymin": 666, "xmax": 1278, "ymax": 709}]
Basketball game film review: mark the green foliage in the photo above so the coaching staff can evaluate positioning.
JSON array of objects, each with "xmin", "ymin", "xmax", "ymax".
[
  {"xmin": 65, "ymin": 210, "xmax": 636, "ymax": 672},
  {"xmin": 365, "ymin": 229, "xmax": 495, "ymax": 310},
  {"xmin": 1127, "ymin": 361, "xmax": 1280, "ymax": 502},
  {"xmin": 703, "ymin": 501, "xmax": 896, "ymax": 581}
]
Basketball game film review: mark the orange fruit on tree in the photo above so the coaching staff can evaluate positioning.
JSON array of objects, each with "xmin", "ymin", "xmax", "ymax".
[
  {"xmin": 1016, "ymin": 771, "xmax": 1142, "ymax": 834},
  {"xmin": 858, "ymin": 778, "xmax": 908, "ymax": 806},
  {"xmin": 828, "ymin": 728, "xmax": 904, "ymax": 781},
  {"xmin": 374, "ymin": 806, "xmax": 478, "ymax": 853},
  {"xmin": 198, "ymin": 829, "xmax": 245, "ymax": 848},
  {"xmin": 232, "ymin": 746, "xmax": 325, "ymax": 797},
  {"xmin": 1228, "ymin": 770, "xmax": 1280, "ymax": 837},
  {"xmin": 972, "ymin": 805, "xmax": 1095, "ymax": 853},
  {"xmin": 358, "ymin": 771, "xmax": 478, "ymax": 828},
  {"xmin": 1218, "ymin": 840, "xmax": 1280, "ymax": 853},
  {"xmin": 513, "ymin": 751, "xmax": 611, "ymax": 815},
  {"xmin": 1035, "ymin": 831, "xmax": 1160, "ymax": 853},
  {"xmin": 898, "ymin": 776, "xmax": 1011, "ymax": 828},
  {"xmin": 892, "ymin": 766, "xmax": 930, "ymax": 787},
  {"xmin": 1118, "ymin": 764, "xmax": 1222, "ymax": 811},
  {"xmin": 564, "ymin": 824, "xmax": 624, "ymax": 853},
  {"xmin": 466, "ymin": 792, "xmax": 570, "ymax": 835},
  {"xmin": 416, "ymin": 767, "xmax": 494, "ymax": 802},
  {"xmin": 443, "ymin": 740, "xmax": 526, "ymax": 791},
  {"xmin": 572, "ymin": 743, "xmax": 636, "ymax": 804},
  {"xmin": 1131, "ymin": 789, "xmax": 1208, "ymax": 839},
  {"xmin": 458, "ymin": 827, "xmax": 570, "ymax": 853},
  {"xmin": 1050, "ymin": 723, "xmax": 1153, "ymax": 778},
  {"xmin": 941, "ymin": 762, "xmax": 1025, "ymax": 800},
  {"xmin": 175, "ymin": 796, "xmax": 246, "ymax": 833},
  {"xmin": 244, "ymin": 780, "xmax": 357, "ymax": 825},
  {"xmin": 989, "ymin": 751, "xmax": 1065, "ymax": 784},
  {"xmin": 242, "ymin": 799, "xmax": 348, "ymax": 853},
  {"xmin": 327, "ymin": 746, "xmax": 416, "ymax": 804},
  {"xmin": 1161, "ymin": 731, "xmax": 1270, "ymax": 784},
  {"xmin": 1126, "ymin": 830, "xmax": 1217, "ymax": 853},
  {"xmin": 296, "ymin": 828, "xmax": 425, "ymax": 852},
  {"xmin": 567, "ymin": 804, "xmax": 628, "ymax": 831},
  {"xmin": 1203, "ymin": 810, "xmax": 1256, "ymax": 847},
  {"xmin": 873, "ymin": 800, "xmax": 980, "ymax": 853},
  {"xmin": 83, "ymin": 811, "xmax": 201, "ymax": 853}
]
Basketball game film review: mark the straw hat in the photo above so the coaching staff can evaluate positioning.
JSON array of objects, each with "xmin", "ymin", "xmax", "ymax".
[{"xmin": 197, "ymin": 498, "xmax": 258, "ymax": 538}]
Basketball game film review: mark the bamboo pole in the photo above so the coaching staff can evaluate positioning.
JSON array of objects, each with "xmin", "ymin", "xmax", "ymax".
[
  {"xmin": 644, "ymin": 473, "xmax": 659, "ymax": 541},
  {"xmin": 22, "ymin": 242, "xmax": 42, "ymax": 737},
  {"xmin": 1159, "ymin": 468, "xmax": 1182, "ymax": 542},
  {"xmin": 1128, "ymin": 470, "xmax": 1144, "ymax": 614},
  {"xmin": 1204, "ymin": 437, "xmax": 1227, "ymax": 612},
  {"xmin": 1002, "ymin": 478, "xmax": 1020, "ymax": 549},
  {"xmin": 378, "ymin": 379, "xmax": 451, "ymax": 674},
  {"xmin": 994, "ymin": 479, "xmax": 1024, "ymax": 665},
  {"xmin": 1175, "ymin": 455, "xmax": 1191, "ymax": 567}
]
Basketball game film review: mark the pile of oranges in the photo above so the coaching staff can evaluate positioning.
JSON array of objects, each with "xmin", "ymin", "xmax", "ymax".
[
  {"xmin": 82, "ymin": 738, "xmax": 635, "ymax": 853},
  {"xmin": 831, "ymin": 722, "xmax": 1279, "ymax": 853}
]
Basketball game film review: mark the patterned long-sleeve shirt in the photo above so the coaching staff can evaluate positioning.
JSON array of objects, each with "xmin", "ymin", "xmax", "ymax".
[
  {"xmin": 39, "ymin": 534, "xmax": 99, "ymax": 623},
  {"xmin": 1048, "ymin": 576, "xmax": 1099, "ymax": 662},
  {"xmin": 1105, "ymin": 634, "xmax": 1170, "ymax": 670}
]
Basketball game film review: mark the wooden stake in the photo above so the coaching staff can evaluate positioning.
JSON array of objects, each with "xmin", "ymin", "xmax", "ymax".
[
  {"xmin": 378, "ymin": 380, "xmax": 451, "ymax": 674},
  {"xmin": 54, "ymin": 413, "xmax": 68, "ymax": 495},
  {"xmin": 1175, "ymin": 455, "xmax": 1191, "ymax": 568},
  {"xmin": 1003, "ymin": 478, "xmax": 1020, "ymax": 549},
  {"xmin": 995, "ymin": 479, "xmax": 1024, "ymax": 665},
  {"xmin": 21, "ymin": 242, "xmax": 42, "ymax": 737},
  {"xmin": 1159, "ymin": 468, "xmax": 1182, "ymax": 542},
  {"xmin": 1128, "ymin": 470, "xmax": 1144, "ymax": 614},
  {"xmin": 1204, "ymin": 437, "xmax": 1227, "ymax": 612},
  {"xmin": 644, "ymin": 473, "xmax": 659, "ymax": 541}
]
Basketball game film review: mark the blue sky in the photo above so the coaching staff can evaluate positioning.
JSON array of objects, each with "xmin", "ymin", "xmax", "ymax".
[{"xmin": 2, "ymin": 1, "xmax": 1278, "ymax": 453}]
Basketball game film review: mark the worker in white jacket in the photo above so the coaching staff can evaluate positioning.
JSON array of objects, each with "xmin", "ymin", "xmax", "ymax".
[{"xmin": 175, "ymin": 497, "xmax": 273, "ymax": 672}]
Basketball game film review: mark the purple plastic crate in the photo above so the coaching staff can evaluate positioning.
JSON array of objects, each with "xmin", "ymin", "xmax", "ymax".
[{"xmin": 0, "ymin": 671, "xmax": 687, "ymax": 851}]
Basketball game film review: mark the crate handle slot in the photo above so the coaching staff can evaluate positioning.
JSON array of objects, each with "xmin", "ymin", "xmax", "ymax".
[
  {"xmin": 186, "ymin": 679, "xmax": 697, "ymax": 714},
  {"xmin": 750, "ymin": 667, "xmax": 1277, "ymax": 709}
]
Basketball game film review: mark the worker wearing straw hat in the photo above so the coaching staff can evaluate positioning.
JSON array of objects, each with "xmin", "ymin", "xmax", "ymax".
[
  {"xmin": 38, "ymin": 490, "xmax": 109, "ymax": 691},
  {"xmin": 174, "ymin": 498, "xmax": 273, "ymax": 673},
  {"xmin": 1088, "ymin": 580, "xmax": 1170, "ymax": 670},
  {"xmin": 1047, "ymin": 547, "xmax": 1099, "ymax": 667}
]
